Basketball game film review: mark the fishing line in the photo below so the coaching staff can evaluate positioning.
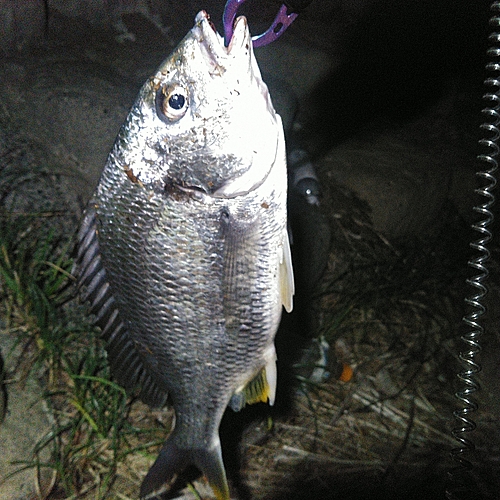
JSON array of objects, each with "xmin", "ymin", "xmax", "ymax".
[{"xmin": 446, "ymin": 2, "xmax": 498, "ymax": 498}]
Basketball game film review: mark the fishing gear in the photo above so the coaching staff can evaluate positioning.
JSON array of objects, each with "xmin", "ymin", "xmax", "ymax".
[
  {"xmin": 446, "ymin": 2, "xmax": 498, "ymax": 498},
  {"xmin": 288, "ymin": 148, "xmax": 321, "ymax": 206},
  {"xmin": 223, "ymin": 0, "xmax": 314, "ymax": 47}
]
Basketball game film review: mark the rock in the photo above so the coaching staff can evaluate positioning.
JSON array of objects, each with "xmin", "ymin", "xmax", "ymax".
[
  {"xmin": 0, "ymin": 335, "xmax": 53, "ymax": 500},
  {"xmin": 0, "ymin": 58, "xmax": 135, "ymax": 198},
  {"xmin": 0, "ymin": 0, "xmax": 46, "ymax": 56},
  {"xmin": 319, "ymin": 131, "xmax": 452, "ymax": 239}
]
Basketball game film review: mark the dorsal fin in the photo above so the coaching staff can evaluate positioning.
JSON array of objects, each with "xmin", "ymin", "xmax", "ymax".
[{"xmin": 75, "ymin": 206, "xmax": 168, "ymax": 408}]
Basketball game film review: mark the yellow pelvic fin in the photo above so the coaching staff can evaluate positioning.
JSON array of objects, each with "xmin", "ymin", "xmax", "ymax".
[{"xmin": 244, "ymin": 366, "xmax": 270, "ymax": 406}]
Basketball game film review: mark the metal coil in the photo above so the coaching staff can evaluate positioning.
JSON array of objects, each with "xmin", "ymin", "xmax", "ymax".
[{"xmin": 446, "ymin": 2, "xmax": 499, "ymax": 498}]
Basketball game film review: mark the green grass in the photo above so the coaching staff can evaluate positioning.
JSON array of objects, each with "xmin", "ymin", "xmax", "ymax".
[
  {"xmin": 0, "ymin": 206, "xmax": 468, "ymax": 499},
  {"xmin": 0, "ymin": 213, "xmax": 165, "ymax": 498}
]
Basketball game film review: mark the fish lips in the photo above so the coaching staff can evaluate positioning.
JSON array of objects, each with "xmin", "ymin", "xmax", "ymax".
[{"xmin": 194, "ymin": 10, "xmax": 252, "ymax": 69}]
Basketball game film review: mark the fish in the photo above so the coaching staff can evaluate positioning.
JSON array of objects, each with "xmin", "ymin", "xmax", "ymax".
[{"xmin": 75, "ymin": 10, "xmax": 293, "ymax": 500}]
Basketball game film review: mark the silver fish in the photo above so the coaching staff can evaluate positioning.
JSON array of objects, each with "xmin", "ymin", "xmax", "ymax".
[{"xmin": 76, "ymin": 10, "xmax": 293, "ymax": 500}]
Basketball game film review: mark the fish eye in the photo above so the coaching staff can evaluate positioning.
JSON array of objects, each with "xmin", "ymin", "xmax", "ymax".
[{"xmin": 156, "ymin": 84, "xmax": 189, "ymax": 122}]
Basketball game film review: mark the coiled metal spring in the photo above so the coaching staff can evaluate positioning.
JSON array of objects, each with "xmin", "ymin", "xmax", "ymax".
[{"xmin": 446, "ymin": 2, "xmax": 499, "ymax": 498}]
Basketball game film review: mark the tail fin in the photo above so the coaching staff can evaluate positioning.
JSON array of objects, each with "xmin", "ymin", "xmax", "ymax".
[{"xmin": 140, "ymin": 438, "xmax": 230, "ymax": 500}]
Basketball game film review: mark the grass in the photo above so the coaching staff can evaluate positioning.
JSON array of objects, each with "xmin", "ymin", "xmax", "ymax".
[
  {"xmin": 0, "ymin": 202, "xmax": 485, "ymax": 499},
  {"xmin": 0, "ymin": 212, "xmax": 166, "ymax": 499}
]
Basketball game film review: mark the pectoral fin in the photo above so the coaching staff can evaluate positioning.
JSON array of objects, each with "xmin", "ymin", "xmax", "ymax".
[{"xmin": 280, "ymin": 228, "xmax": 294, "ymax": 313}]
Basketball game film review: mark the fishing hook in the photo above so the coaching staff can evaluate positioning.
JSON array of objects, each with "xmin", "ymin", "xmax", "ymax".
[{"xmin": 223, "ymin": 0, "xmax": 302, "ymax": 48}]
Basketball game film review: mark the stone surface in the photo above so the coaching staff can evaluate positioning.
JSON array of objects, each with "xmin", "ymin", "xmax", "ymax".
[
  {"xmin": 319, "ymin": 131, "xmax": 452, "ymax": 239},
  {"xmin": 0, "ymin": 335, "xmax": 53, "ymax": 500},
  {"xmin": 0, "ymin": 58, "xmax": 134, "ymax": 200}
]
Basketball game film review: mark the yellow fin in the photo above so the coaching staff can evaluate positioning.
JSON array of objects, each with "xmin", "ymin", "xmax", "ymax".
[
  {"xmin": 280, "ymin": 228, "xmax": 295, "ymax": 313},
  {"xmin": 229, "ymin": 354, "xmax": 277, "ymax": 412}
]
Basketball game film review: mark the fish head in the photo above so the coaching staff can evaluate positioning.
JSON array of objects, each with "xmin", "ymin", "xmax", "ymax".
[{"xmin": 119, "ymin": 10, "xmax": 282, "ymax": 198}]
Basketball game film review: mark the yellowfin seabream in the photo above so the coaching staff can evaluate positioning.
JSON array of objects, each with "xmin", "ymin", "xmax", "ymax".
[{"xmin": 76, "ymin": 10, "xmax": 293, "ymax": 499}]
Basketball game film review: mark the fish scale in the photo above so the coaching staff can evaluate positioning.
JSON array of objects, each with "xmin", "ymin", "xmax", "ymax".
[
  {"xmin": 76, "ymin": 10, "xmax": 293, "ymax": 500},
  {"xmin": 94, "ymin": 177, "xmax": 281, "ymax": 437}
]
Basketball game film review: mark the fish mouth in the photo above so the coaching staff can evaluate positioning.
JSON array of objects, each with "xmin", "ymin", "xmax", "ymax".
[
  {"xmin": 191, "ymin": 11, "xmax": 280, "ymax": 200},
  {"xmin": 194, "ymin": 10, "xmax": 251, "ymax": 62}
]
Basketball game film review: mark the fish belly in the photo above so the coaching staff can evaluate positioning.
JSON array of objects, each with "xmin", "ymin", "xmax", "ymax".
[{"xmin": 93, "ymin": 162, "xmax": 285, "ymax": 436}]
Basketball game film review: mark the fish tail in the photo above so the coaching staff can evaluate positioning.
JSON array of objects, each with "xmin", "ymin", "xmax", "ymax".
[
  {"xmin": 140, "ymin": 438, "xmax": 230, "ymax": 500},
  {"xmin": 195, "ymin": 443, "xmax": 231, "ymax": 500}
]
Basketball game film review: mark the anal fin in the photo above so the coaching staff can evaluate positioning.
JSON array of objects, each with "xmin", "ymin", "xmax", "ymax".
[{"xmin": 229, "ymin": 352, "xmax": 277, "ymax": 412}]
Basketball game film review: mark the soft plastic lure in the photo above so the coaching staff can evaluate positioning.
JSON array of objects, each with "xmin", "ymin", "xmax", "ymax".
[{"xmin": 223, "ymin": 0, "xmax": 309, "ymax": 47}]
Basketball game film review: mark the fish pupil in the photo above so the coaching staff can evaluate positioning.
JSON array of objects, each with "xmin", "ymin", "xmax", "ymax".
[
  {"xmin": 169, "ymin": 93, "xmax": 185, "ymax": 110},
  {"xmin": 155, "ymin": 85, "xmax": 188, "ymax": 122}
]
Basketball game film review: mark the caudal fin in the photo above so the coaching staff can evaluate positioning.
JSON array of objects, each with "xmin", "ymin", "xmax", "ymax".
[{"xmin": 140, "ymin": 439, "xmax": 230, "ymax": 500}]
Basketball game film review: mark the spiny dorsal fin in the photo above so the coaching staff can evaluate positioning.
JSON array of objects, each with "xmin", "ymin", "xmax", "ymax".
[{"xmin": 75, "ymin": 206, "xmax": 168, "ymax": 408}]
